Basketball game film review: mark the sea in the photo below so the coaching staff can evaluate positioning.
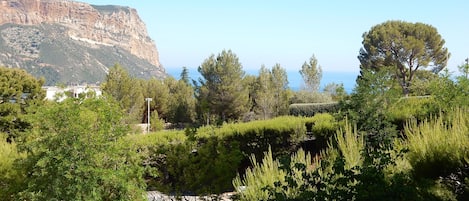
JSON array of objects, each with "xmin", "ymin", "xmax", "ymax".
[{"xmin": 166, "ymin": 68, "xmax": 358, "ymax": 94}]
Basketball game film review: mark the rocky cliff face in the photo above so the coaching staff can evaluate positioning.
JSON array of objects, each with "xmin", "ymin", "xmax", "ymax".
[{"xmin": 0, "ymin": 0, "xmax": 165, "ymax": 85}]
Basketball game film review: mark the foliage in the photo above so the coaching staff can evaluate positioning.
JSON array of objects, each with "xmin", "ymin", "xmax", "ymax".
[
  {"xmin": 290, "ymin": 90, "xmax": 333, "ymax": 104},
  {"xmin": 233, "ymin": 147, "xmax": 315, "ymax": 201},
  {"xmin": 289, "ymin": 102, "xmax": 339, "ymax": 117},
  {"xmin": 0, "ymin": 132, "xmax": 26, "ymax": 201},
  {"xmin": 0, "ymin": 66, "xmax": 45, "ymax": 141},
  {"xmin": 341, "ymin": 67, "xmax": 401, "ymax": 147},
  {"xmin": 253, "ymin": 64, "xmax": 291, "ymax": 119},
  {"xmin": 150, "ymin": 110, "xmax": 165, "ymax": 132},
  {"xmin": 458, "ymin": 60, "xmax": 469, "ymax": 79},
  {"xmin": 179, "ymin": 66, "xmax": 191, "ymax": 85},
  {"xmin": 395, "ymin": 108, "xmax": 469, "ymax": 200},
  {"xmin": 252, "ymin": 122, "xmax": 416, "ymax": 201},
  {"xmin": 143, "ymin": 78, "xmax": 170, "ymax": 121},
  {"xmin": 404, "ymin": 109, "xmax": 469, "ymax": 180},
  {"xmin": 125, "ymin": 115, "xmax": 338, "ymax": 195},
  {"xmin": 323, "ymin": 82, "xmax": 347, "ymax": 101},
  {"xmin": 408, "ymin": 70, "xmax": 439, "ymax": 96},
  {"xmin": 195, "ymin": 49, "xmax": 250, "ymax": 124},
  {"xmin": 254, "ymin": 65, "xmax": 276, "ymax": 120},
  {"xmin": 240, "ymin": 109, "xmax": 469, "ymax": 200},
  {"xmin": 358, "ymin": 20, "xmax": 450, "ymax": 95},
  {"xmin": 270, "ymin": 64, "xmax": 291, "ymax": 116},
  {"xmin": 101, "ymin": 64, "xmax": 145, "ymax": 123},
  {"xmin": 16, "ymin": 96, "xmax": 146, "ymax": 201},
  {"xmin": 386, "ymin": 96, "xmax": 436, "ymax": 128},
  {"xmin": 299, "ymin": 54, "xmax": 322, "ymax": 92},
  {"xmin": 165, "ymin": 76, "xmax": 196, "ymax": 125},
  {"xmin": 429, "ymin": 71, "xmax": 469, "ymax": 111},
  {"xmin": 127, "ymin": 129, "xmax": 243, "ymax": 194}
]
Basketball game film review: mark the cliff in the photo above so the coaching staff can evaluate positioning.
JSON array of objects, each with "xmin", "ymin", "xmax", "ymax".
[{"xmin": 0, "ymin": 0, "xmax": 165, "ymax": 85}]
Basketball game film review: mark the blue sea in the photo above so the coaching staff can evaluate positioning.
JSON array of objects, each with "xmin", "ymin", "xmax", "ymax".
[{"xmin": 166, "ymin": 68, "xmax": 358, "ymax": 93}]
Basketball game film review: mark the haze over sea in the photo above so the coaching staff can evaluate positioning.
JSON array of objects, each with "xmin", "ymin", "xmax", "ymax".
[{"xmin": 166, "ymin": 68, "xmax": 357, "ymax": 93}]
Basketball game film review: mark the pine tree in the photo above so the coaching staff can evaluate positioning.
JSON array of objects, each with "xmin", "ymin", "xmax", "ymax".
[
  {"xmin": 300, "ymin": 55, "xmax": 322, "ymax": 92},
  {"xmin": 196, "ymin": 50, "xmax": 249, "ymax": 124},
  {"xmin": 101, "ymin": 64, "xmax": 144, "ymax": 123}
]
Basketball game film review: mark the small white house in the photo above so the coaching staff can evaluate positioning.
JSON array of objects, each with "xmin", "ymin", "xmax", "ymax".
[{"xmin": 43, "ymin": 85, "xmax": 102, "ymax": 101}]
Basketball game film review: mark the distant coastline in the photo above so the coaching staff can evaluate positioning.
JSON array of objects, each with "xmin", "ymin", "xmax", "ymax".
[{"xmin": 166, "ymin": 67, "xmax": 358, "ymax": 93}]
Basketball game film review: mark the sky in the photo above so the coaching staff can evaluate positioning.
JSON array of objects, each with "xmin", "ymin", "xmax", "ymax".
[{"xmin": 82, "ymin": 0, "xmax": 469, "ymax": 89}]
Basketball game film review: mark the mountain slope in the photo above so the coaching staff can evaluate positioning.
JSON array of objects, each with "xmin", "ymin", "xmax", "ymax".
[{"xmin": 0, "ymin": 0, "xmax": 165, "ymax": 85}]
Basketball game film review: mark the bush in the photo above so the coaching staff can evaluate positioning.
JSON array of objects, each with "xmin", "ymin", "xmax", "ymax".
[
  {"xmin": 256, "ymin": 122, "xmax": 417, "ymax": 201},
  {"xmin": 0, "ymin": 133, "xmax": 26, "ymax": 201},
  {"xmin": 291, "ymin": 91, "xmax": 333, "ymax": 103},
  {"xmin": 126, "ymin": 115, "xmax": 339, "ymax": 195},
  {"xmin": 289, "ymin": 102, "xmax": 339, "ymax": 117},
  {"xmin": 404, "ymin": 109, "xmax": 469, "ymax": 179},
  {"xmin": 386, "ymin": 96, "xmax": 437, "ymax": 128},
  {"xmin": 233, "ymin": 147, "xmax": 315, "ymax": 201},
  {"xmin": 123, "ymin": 130, "xmax": 188, "ymax": 192}
]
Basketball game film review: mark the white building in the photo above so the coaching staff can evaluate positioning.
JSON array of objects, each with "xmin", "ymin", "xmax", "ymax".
[{"xmin": 43, "ymin": 85, "xmax": 102, "ymax": 101}]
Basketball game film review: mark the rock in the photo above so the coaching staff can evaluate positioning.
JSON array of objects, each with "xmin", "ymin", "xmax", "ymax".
[{"xmin": 0, "ymin": 0, "xmax": 165, "ymax": 85}]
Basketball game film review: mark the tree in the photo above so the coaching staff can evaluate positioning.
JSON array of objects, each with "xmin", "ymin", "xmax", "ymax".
[
  {"xmin": 323, "ymin": 82, "xmax": 346, "ymax": 101},
  {"xmin": 101, "ymin": 64, "xmax": 144, "ymax": 123},
  {"xmin": 254, "ymin": 65, "xmax": 275, "ymax": 119},
  {"xmin": 0, "ymin": 132, "xmax": 25, "ymax": 201},
  {"xmin": 343, "ymin": 67, "xmax": 400, "ymax": 146},
  {"xmin": 180, "ymin": 66, "xmax": 191, "ymax": 85},
  {"xmin": 252, "ymin": 64, "xmax": 290, "ymax": 120},
  {"xmin": 458, "ymin": 58, "xmax": 469, "ymax": 79},
  {"xmin": 358, "ymin": 20, "xmax": 450, "ymax": 95},
  {"xmin": 196, "ymin": 50, "xmax": 249, "ymax": 124},
  {"xmin": 0, "ymin": 67, "xmax": 45, "ymax": 141},
  {"xmin": 16, "ymin": 96, "xmax": 146, "ymax": 200},
  {"xmin": 271, "ymin": 64, "xmax": 291, "ymax": 116},
  {"xmin": 143, "ymin": 78, "xmax": 170, "ymax": 122},
  {"xmin": 300, "ymin": 54, "xmax": 322, "ymax": 92},
  {"xmin": 165, "ymin": 77, "xmax": 196, "ymax": 125}
]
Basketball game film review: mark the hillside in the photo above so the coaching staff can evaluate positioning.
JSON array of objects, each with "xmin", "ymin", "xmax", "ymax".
[{"xmin": 0, "ymin": 0, "xmax": 166, "ymax": 85}]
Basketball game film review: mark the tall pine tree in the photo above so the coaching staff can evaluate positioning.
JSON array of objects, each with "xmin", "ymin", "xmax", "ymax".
[{"xmin": 196, "ymin": 50, "xmax": 249, "ymax": 124}]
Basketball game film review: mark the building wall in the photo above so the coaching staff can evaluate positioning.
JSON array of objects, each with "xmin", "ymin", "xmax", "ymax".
[{"xmin": 43, "ymin": 85, "xmax": 102, "ymax": 101}]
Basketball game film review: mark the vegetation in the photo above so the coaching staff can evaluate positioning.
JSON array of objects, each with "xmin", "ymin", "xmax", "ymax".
[
  {"xmin": 289, "ymin": 102, "xmax": 339, "ymax": 117},
  {"xmin": 253, "ymin": 64, "xmax": 291, "ymax": 120},
  {"xmin": 235, "ymin": 109, "xmax": 469, "ymax": 200},
  {"xmin": 0, "ymin": 67, "xmax": 45, "ymax": 141},
  {"xmin": 195, "ymin": 50, "xmax": 250, "ymax": 124},
  {"xmin": 2, "ymin": 19, "xmax": 469, "ymax": 200},
  {"xmin": 358, "ymin": 20, "xmax": 450, "ymax": 95},
  {"xmin": 300, "ymin": 54, "xmax": 322, "ymax": 92},
  {"xmin": 17, "ymin": 96, "xmax": 145, "ymax": 200},
  {"xmin": 126, "ymin": 115, "xmax": 339, "ymax": 195}
]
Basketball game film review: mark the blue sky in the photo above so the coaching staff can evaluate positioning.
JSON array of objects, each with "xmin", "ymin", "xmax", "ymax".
[{"xmin": 82, "ymin": 0, "xmax": 469, "ymax": 78}]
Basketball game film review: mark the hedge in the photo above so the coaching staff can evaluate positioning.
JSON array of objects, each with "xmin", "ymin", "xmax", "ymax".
[
  {"xmin": 289, "ymin": 102, "xmax": 340, "ymax": 116},
  {"xmin": 123, "ymin": 115, "xmax": 340, "ymax": 195}
]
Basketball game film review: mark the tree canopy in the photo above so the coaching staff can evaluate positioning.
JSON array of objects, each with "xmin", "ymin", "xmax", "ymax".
[
  {"xmin": 300, "ymin": 55, "xmax": 322, "ymax": 92},
  {"xmin": 0, "ymin": 67, "xmax": 45, "ymax": 141},
  {"xmin": 101, "ymin": 64, "xmax": 144, "ymax": 123},
  {"xmin": 196, "ymin": 50, "xmax": 249, "ymax": 124},
  {"xmin": 16, "ymin": 96, "xmax": 145, "ymax": 200},
  {"xmin": 358, "ymin": 20, "xmax": 450, "ymax": 95}
]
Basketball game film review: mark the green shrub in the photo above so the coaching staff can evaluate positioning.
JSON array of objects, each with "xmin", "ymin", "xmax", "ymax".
[
  {"xmin": 404, "ymin": 109, "xmax": 469, "ymax": 179},
  {"xmin": 126, "ymin": 115, "xmax": 339, "ymax": 195},
  {"xmin": 0, "ymin": 133, "xmax": 26, "ymax": 201},
  {"xmin": 291, "ymin": 91, "xmax": 333, "ymax": 103},
  {"xmin": 289, "ymin": 102, "xmax": 339, "ymax": 116},
  {"xmin": 387, "ymin": 96, "xmax": 437, "ymax": 126},
  {"xmin": 310, "ymin": 113, "xmax": 340, "ymax": 137},
  {"xmin": 233, "ymin": 147, "xmax": 316, "ymax": 201},
  {"xmin": 122, "ymin": 131, "xmax": 188, "ymax": 191}
]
